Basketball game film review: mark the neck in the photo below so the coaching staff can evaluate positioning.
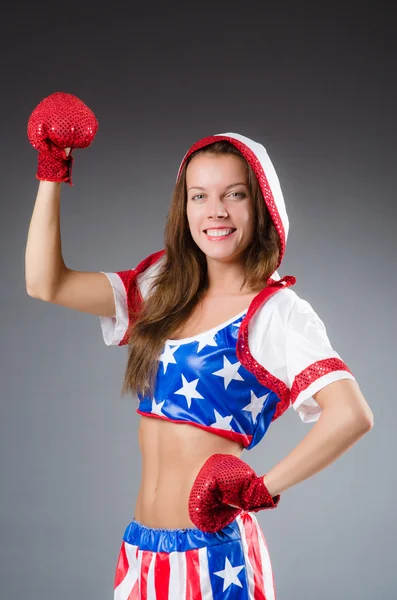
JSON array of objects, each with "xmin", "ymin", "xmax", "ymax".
[{"xmin": 206, "ymin": 265, "xmax": 244, "ymax": 294}]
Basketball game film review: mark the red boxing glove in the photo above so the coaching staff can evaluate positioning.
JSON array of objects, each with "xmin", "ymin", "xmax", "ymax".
[
  {"xmin": 27, "ymin": 91, "xmax": 98, "ymax": 186},
  {"xmin": 188, "ymin": 453, "xmax": 280, "ymax": 533}
]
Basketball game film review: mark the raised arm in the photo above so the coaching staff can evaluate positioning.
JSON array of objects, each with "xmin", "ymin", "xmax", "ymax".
[
  {"xmin": 25, "ymin": 179, "xmax": 115, "ymax": 318},
  {"xmin": 25, "ymin": 93, "xmax": 115, "ymax": 318}
]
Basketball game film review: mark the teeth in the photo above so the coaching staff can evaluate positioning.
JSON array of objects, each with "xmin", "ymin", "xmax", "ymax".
[{"xmin": 206, "ymin": 229, "xmax": 234, "ymax": 236}]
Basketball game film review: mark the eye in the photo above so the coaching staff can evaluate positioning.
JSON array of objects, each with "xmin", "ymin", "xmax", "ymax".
[{"xmin": 190, "ymin": 191, "xmax": 246, "ymax": 201}]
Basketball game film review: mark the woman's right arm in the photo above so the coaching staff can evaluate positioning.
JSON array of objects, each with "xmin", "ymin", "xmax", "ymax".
[{"xmin": 25, "ymin": 179, "xmax": 115, "ymax": 318}]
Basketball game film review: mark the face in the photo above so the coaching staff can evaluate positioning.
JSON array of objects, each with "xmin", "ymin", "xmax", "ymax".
[{"xmin": 185, "ymin": 153, "xmax": 255, "ymax": 265}]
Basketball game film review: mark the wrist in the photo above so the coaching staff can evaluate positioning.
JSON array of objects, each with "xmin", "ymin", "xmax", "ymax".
[{"xmin": 37, "ymin": 150, "xmax": 73, "ymax": 185}]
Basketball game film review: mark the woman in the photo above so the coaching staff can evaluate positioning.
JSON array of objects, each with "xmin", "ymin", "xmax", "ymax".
[{"xmin": 26, "ymin": 92, "xmax": 374, "ymax": 599}]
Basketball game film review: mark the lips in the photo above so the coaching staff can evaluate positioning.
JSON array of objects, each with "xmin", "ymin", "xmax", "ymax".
[
  {"xmin": 203, "ymin": 228, "xmax": 236, "ymax": 233},
  {"xmin": 204, "ymin": 229, "xmax": 237, "ymax": 241}
]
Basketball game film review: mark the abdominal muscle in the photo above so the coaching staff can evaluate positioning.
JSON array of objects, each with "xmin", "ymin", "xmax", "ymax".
[{"xmin": 133, "ymin": 415, "xmax": 244, "ymax": 529}]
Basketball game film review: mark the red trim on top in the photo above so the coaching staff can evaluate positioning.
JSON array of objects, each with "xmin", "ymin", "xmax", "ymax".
[
  {"xmin": 137, "ymin": 410, "xmax": 252, "ymax": 448},
  {"xmin": 177, "ymin": 135, "xmax": 286, "ymax": 270},
  {"xmin": 236, "ymin": 276, "xmax": 297, "ymax": 423},
  {"xmin": 117, "ymin": 249, "xmax": 166, "ymax": 346},
  {"xmin": 290, "ymin": 357, "xmax": 354, "ymax": 404}
]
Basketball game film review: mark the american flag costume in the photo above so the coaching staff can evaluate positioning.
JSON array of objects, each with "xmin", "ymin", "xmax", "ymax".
[
  {"xmin": 113, "ymin": 511, "xmax": 275, "ymax": 599},
  {"xmin": 99, "ymin": 133, "xmax": 356, "ymax": 598}
]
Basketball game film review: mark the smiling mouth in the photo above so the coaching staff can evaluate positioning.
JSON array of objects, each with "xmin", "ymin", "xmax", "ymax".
[{"xmin": 204, "ymin": 229, "xmax": 237, "ymax": 240}]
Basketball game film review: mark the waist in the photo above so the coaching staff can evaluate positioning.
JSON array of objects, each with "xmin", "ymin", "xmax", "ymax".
[
  {"xmin": 134, "ymin": 475, "xmax": 198, "ymax": 529},
  {"xmin": 135, "ymin": 416, "xmax": 244, "ymax": 528}
]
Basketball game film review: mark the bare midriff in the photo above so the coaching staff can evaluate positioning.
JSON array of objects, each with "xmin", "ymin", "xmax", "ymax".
[
  {"xmin": 132, "ymin": 288, "xmax": 262, "ymax": 529},
  {"xmin": 134, "ymin": 416, "xmax": 245, "ymax": 528}
]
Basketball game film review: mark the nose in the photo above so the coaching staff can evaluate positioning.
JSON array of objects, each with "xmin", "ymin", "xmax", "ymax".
[{"xmin": 207, "ymin": 196, "xmax": 228, "ymax": 218}]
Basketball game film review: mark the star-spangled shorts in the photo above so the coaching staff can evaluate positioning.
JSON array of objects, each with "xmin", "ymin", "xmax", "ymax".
[{"xmin": 113, "ymin": 510, "xmax": 276, "ymax": 599}]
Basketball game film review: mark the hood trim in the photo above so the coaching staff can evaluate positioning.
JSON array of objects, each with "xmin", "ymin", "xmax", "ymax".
[{"xmin": 176, "ymin": 133, "xmax": 288, "ymax": 272}]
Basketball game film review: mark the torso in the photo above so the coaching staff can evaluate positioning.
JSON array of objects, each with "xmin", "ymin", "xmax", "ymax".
[{"xmin": 134, "ymin": 290, "xmax": 262, "ymax": 528}]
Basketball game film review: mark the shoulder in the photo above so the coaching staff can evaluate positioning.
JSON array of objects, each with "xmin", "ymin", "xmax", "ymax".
[
  {"xmin": 248, "ymin": 286, "xmax": 332, "ymax": 353},
  {"xmin": 249, "ymin": 286, "xmax": 314, "ymax": 332},
  {"xmin": 246, "ymin": 285, "xmax": 356, "ymax": 423},
  {"xmin": 98, "ymin": 249, "xmax": 166, "ymax": 346},
  {"xmin": 113, "ymin": 249, "xmax": 166, "ymax": 300}
]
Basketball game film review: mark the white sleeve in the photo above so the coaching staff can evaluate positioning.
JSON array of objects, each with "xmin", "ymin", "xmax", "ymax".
[
  {"xmin": 98, "ymin": 251, "xmax": 167, "ymax": 346},
  {"xmin": 99, "ymin": 272, "xmax": 129, "ymax": 346},
  {"xmin": 249, "ymin": 289, "xmax": 356, "ymax": 423}
]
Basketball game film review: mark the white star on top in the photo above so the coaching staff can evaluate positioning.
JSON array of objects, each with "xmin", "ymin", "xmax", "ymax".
[
  {"xmin": 213, "ymin": 355, "xmax": 244, "ymax": 389},
  {"xmin": 158, "ymin": 343, "xmax": 179, "ymax": 374},
  {"xmin": 214, "ymin": 556, "xmax": 245, "ymax": 591},
  {"xmin": 174, "ymin": 373, "xmax": 204, "ymax": 408},
  {"xmin": 196, "ymin": 331, "xmax": 218, "ymax": 353},
  {"xmin": 151, "ymin": 397, "xmax": 166, "ymax": 416},
  {"xmin": 209, "ymin": 408, "xmax": 233, "ymax": 431},
  {"xmin": 230, "ymin": 320, "xmax": 244, "ymax": 339},
  {"xmin": 242, "ymin": 390, "xmax": 270, "ymax": 423}
]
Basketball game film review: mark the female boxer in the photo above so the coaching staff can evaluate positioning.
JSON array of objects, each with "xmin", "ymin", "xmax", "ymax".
[{"xmin": 26, "ymin": 92, "xmax": 373, "ymax": 599}]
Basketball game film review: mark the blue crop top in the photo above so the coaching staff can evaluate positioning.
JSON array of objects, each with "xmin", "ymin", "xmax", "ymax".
[{"xmin": 136, "ymin": 309, "xmax": 281, "ymax": 451}]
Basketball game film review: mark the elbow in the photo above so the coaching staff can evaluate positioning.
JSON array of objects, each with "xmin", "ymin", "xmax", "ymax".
[
  {"xmin": 361, "ymin": 411, "xmax": 374, "ymax": 432},
  {"xmin": 316, "ymin": 380, "xmax": 374, "ymax": 434},
  {"xmin": 26, "ymin": 286, "xmax": 51, "ymax": 301},
  {"xmin": 26, "ymin": 286, "xmax": 40, "ymax": 299},
  {"xmin": 323, "ymin": 404, "xmax": 374, "ymax": 437},
  {"xmin": 352, "ymin": 398, "xmax": 374, "ymax": 432},
  {"xmin": 348, "ymin": 408, "xmax": 374, "ymax": 434}
]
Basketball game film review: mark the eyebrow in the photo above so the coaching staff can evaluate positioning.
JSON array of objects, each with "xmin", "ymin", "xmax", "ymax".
[{"xmin": 187, "ymin": 182, "xmax": 248, "ymax": 191}]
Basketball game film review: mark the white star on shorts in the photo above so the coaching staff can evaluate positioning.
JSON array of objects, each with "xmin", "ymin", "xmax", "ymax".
[{"xmin": 213, "ymin": 556, "xmax": 245, "ymax": 591}]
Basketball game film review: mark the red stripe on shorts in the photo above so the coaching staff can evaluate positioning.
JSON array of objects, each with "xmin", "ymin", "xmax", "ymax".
[
  {"xmin": 243, "ymin": 514, "xmax": 268, "ymax": 600},
  {"xmin": 186, "ymin": 548, "xmax": 202, "ymax": 600},
  {"xmin": 140, "ymin": 550, "xmax": 152, "ymax": 598},
  {"xmin": 154, "ymin": 551, "xmax": 171, "ymax": 598},
  {"xmin": 114, "ymin": 541, "xmax": 129, "ymax": 589},
  {"xmin": 258, "ymin": 526, "xmax": 277, "ymax": 598}
]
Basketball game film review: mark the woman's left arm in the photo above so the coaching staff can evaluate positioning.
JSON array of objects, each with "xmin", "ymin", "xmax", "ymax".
[{"xmin": 263, "ymin": 379, "xmax": 374, "ymax": 497}]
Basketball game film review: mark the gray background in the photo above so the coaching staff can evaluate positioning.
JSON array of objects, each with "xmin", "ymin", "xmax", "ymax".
[{"xmin": 1, "ymin": 2, "xmax": 395, "ymax": 599}]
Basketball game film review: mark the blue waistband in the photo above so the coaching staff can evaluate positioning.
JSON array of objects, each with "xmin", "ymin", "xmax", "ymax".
[{"xmin": 123, "ymin": 514, "xmax": 244, "ymax": 553}]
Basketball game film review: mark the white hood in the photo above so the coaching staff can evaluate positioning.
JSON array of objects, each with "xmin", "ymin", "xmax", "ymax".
[{"xmin": 177, "ymin": 132, "xmax": 289, "ymax": 281}]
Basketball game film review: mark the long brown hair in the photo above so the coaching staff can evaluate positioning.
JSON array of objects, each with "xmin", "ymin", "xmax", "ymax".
[{"xmin": 121, "ymin": 140, "xmax": 281, "ymax": 401}]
